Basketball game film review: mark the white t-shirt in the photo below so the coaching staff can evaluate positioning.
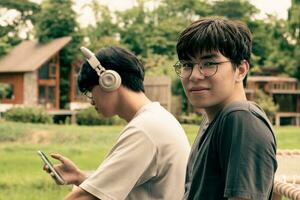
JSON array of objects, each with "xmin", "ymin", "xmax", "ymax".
[{"xmin": 80, "ymin": 102, "xmax": 191, "ymax": 200}]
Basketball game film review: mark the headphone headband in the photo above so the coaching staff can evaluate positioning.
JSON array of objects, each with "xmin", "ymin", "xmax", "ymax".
[
  {"xmin": 80, "ymin": 46, "xmax": 121, "ymax": 92},
  {"xmin": 80, "ymin": 47, "xmax": 105, "ymax": 75}
]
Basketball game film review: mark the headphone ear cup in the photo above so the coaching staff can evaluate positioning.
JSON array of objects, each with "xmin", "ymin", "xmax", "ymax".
[{"xmin": 99, "ymin": 70, "xmax": 121, "ymax": 92}]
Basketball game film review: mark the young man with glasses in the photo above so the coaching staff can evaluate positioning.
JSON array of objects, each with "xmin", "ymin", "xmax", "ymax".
[
  {"xmin": 43, "ymin": 46, "xmax": 190, "ymax": 200},
  {"xmin": 174, "ymin": 17, "xmax": 277, "ymax": 200}
]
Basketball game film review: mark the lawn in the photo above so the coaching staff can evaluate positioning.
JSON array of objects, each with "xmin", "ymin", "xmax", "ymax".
[{"xmin": 0, "ymin": 121, "xmax": 299, "ymax": 199}]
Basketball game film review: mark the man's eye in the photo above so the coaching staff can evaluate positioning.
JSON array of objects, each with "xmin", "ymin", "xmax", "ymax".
[
  {"xmin": 183, "ymin": 62, "xmax": 193, "ymax": 68},
  {"xmin": 203, "ymin": 62, "xmax": 215, "ymax": 67}
]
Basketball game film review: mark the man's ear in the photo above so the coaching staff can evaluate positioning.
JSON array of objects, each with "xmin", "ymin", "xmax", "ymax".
[{"xmin": 235, "ymin": 60, "xmax": 249, "ymax": 83}]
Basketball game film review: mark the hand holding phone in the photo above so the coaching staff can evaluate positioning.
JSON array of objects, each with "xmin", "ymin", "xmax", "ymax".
[{"xmin": 37, "ymin": 150, "xmax": 65, "ymax": 185}]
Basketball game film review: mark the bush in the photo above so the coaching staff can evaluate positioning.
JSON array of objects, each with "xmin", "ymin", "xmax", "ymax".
[
  {"xmin": 76, "ymin": 107, "xmax": 125, "ymax": 126},
  {"xmin": 4, "ymin": 107, "xmax": 52, "ymax": 124},
  {"xmin": 179, "ymin": 113, "xmax": 203, "ymax": 125},
  {"xmin": 254, "ymin": 89, "xmax": 279, "ymax": 120}
]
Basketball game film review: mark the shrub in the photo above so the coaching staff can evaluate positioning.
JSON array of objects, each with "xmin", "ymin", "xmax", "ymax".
[
  {"xmin": 76, "ymin": 107, "xmax": 125, "ymax": 126},
  {"xmin": 179, "ymin": 113, "xmax": 203, "ymax": 125},
  {"xmin": 4, "ymin": 107, "xmax": 52, "ymax": 124},
  {"xmin": 254, "ymin": 89, "xmax": 279, "ymax": 120}
]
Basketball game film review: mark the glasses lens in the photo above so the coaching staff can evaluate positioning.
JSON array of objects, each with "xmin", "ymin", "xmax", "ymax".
[
  {"xmin": 201, "ymin": 64, "xmax": 217, "ymax": 77},
  {"xmin": 174, "ymin": 61, "xmax": 192, "ymax": 78}
]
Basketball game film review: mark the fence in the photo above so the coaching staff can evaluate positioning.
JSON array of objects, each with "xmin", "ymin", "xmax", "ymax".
[{"xmin": 144, "ymin": 76, "xmax": 171, "ymax": 111}]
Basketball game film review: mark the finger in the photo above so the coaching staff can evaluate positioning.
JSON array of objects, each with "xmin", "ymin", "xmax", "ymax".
[
  {"xmin": 49, "ymin": 172, "xmax": 63, "ymax": 185},
  {"xmin": 50, "ymin": 153, "xmax": 66, "ymax": 164},
  {"xmin": 43, "ymin": 165, "xmax": 51, "ymax": 173}
]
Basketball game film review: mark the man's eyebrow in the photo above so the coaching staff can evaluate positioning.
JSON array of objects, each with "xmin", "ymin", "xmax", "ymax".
[{"xmin": 200, "ymin": 54, "xmax": 220, "ymax": 59}]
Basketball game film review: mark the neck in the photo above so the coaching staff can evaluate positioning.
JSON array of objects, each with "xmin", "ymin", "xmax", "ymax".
[
  {"xmin": 204, "ymin": 85, "xmax": 247, "ymax": 122},
  {"xmin": 117, "ymin": 87, "xmax": 152, "ymax": 122}
]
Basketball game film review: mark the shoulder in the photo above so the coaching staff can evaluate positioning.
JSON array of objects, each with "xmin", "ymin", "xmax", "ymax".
[
  {"xmin": 131, "ymin": 102, "xmax": 185, "ymax": 135},
  {"xmin": 219, "ymin": 101, "xmax": 271, "ymax": 129},
  {"xmin": 216, "ymin": 101, "xmax": 276, "ymax": 145}
]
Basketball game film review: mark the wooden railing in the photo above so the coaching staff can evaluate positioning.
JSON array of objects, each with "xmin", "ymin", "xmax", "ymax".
[
  {"xmin": 268, "ymin": 82, "xmax": 300, "ymax": 94},
  {"xmin": 273, "ymin": 150, "xmax": 300, "ymax": 200}
]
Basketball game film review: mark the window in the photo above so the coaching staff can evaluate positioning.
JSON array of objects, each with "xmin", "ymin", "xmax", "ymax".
[
  {"xmin": 38, "ymin": 63, "xmax": 49, "ymax": 79},
  {"xmin": 38, "ymin": 58, "xmax": 57, "ymax": 79},
  {"xmin": 49, "ymin": 63, "xmax": 56, "ymax": 78},
  {"xmin": 0, "ymin": 83, "xmax": 14, "ymax": 100}
]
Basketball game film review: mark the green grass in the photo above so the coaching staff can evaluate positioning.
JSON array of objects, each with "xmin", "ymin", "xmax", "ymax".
[{"xmin": 0, "ymin": 121, "xmax": 299, "ymax": 199}]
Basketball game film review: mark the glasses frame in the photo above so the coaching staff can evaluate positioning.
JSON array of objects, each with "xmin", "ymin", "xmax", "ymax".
[
  {"xmin": 83, "ymin": 91, "xmax": 93, "ymax": 99},
  {"xmin": 173, "ymin": 60, "xmax": 231, "ymax": 78}
]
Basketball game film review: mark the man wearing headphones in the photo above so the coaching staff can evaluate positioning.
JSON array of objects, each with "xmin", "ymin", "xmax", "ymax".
[{"xmin": 44, "ymin": 46, "xmax": 190, "ymax": 200}]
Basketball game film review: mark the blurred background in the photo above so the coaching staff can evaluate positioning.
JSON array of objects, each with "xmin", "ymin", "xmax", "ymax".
[{"xmin": 0, "ymin": 0, "xmax": 299, "ymax": 199}]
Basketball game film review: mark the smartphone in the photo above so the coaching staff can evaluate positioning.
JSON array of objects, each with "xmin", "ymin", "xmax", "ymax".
[{"xmin": 37, "ymin": 150, "xmax": 65, "ymax": 185}]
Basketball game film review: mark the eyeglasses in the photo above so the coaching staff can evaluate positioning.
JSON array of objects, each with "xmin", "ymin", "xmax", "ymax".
[
  {"xmin": 173, "ymin": 60, "xmax": 231, "ymax": 78},
  {"xmin": 83, "ymin": 91, "xmax": 92, "ymax": 99}
]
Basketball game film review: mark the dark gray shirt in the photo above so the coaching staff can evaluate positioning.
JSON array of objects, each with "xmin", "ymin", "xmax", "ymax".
[{"xmin": 184, "ymin": 101, "xmax": 277, "ymax": 200}]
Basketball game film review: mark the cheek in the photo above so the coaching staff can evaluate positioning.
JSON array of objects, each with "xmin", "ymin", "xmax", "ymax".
[
  {"xmin": 211, "ymin": 74, "xmax": 235, "ymax": 96},
  {"xmin": 181, "ymin": 79, "xmax": 189, "ymax": 93}
]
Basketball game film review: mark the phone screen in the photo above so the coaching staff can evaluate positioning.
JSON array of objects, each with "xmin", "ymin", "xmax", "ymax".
[{"xmin": 37, "ymin": 150, "xmax": 65, "ymax": 185}]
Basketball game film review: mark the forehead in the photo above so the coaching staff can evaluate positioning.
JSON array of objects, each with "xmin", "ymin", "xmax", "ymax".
[{"xmin": 188, "ymin": 51, "xmax": 226, "ymax": 61}]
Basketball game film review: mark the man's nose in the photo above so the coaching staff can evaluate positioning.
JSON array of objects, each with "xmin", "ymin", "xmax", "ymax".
[{"xmin": 189, "ymin": 64, "xmax": 205, "ymax": 81}]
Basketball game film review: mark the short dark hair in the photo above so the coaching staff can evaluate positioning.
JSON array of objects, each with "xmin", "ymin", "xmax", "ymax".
[
  {"xmin": 176, "ymin": 16, "xmax": 252, "ymax": 86},
  {"xmin": 77, "ymin": 46, "xmax": 145, "ymax": 93}
]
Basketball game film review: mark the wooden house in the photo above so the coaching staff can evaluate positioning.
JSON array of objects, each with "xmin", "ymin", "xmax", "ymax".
[
  {"xmin": 0, "ymin": 36, "xmax": 71, "ymax": 110},
  {"xmin": 246, "ymin": 76, "xmax": 300, "ymax": 126}
]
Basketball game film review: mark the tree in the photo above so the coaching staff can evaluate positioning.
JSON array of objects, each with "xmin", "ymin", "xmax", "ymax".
[
  {"xmin": 288, "ymin": 0, "xmax": 300, "ymax": 80},
  {"xmin": 116, "ymin": 0, "xmax": 150, "ymax": 56},
  {"xmin": 0, "ymin": 0, "xmax": 40, "ymax": 56},
  {"xmin": 83, "ymin": 1, "xmax": 121, "ymax": 51},
  {"xmin": 212, "ymin": 0, "xmax": 258, "ymax": 21},
  {"xmin": 0, "ymin": 83, "xmax": 9, "ymax": 101},
  {"xmin": 254, "ymin": 89, "xmax": 279, "ymax": 121},
  {"xmin": 249, "ymin": 17, "xmax": 296, "ymax": 76},
  {"xmin": 35, "ymin": 0, "xmax": 82, "ymax": 108}
]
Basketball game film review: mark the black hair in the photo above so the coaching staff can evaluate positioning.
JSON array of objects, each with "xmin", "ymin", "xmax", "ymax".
[
  {"xmin": 77, "ymin": 46, "xmax": 145, "ymax": 93},
  {"xmin": 176, "ymin": 16, "xmax": 252, "ymax": 86}
]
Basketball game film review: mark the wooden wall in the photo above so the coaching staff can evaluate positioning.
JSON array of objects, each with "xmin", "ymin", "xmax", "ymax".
[
  {"xmin": 144, "ymin": 76, "xmax": 171, "ymax": 111},
  {"xmin": 0, "ymin": 73, "xmax": 24, "ymax": 104}
]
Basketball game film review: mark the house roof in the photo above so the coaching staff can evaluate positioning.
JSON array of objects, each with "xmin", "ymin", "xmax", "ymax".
[{"xmin": 0, "ymin": 36, "xmax": 71, "ymax": 73}]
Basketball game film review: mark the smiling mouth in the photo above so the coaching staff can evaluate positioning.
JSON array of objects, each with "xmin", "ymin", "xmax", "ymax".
[{"xmin": 190, "ymin": 88, "xmax": 209, "ymax": 92}]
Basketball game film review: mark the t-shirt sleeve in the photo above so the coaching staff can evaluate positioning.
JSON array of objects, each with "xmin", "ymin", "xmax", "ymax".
[
  {"xmin": 218, "ymin": 111, "xmax": 277, "ymax": 200},
  {"xmin": 79, "ymin": 126, "xmax": 157, "ymax": 200}
]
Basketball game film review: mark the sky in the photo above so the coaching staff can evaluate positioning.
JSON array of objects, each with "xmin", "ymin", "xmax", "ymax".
[
  {"xmin": 1, "ymin": 0, "xmax": 292, "ymax": 31},
  {"xmin": 27, "ymin": 0, "xmax": 292, "ymax": 27},
  {"xmin": 73, "ymin": 0, "xmax": 292, "ymax": 27}
]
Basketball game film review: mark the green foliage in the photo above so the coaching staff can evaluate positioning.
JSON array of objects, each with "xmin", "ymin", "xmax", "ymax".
[
  {"xmin": 4, "ymin": 107, "xmax": 53, "ymax": 124},
  {"xmin": 254, "ymin": 90, "xmax": 279, "ymax": 119},
  {"xmin": 212, "ymin": 0, "xmax": 258, "ymax": 21},
  {"xmin": 0, "ymin": 83, "xmax": 9, "ymax": 100},
  {"xmin": 288, "ymin": 0, "xmax": 300, "ymax": 80},
  {"xmin": 35, "ymin": 0, "xmax": 76, "ymax": 43},
  {"xmin": 288, "ymin": 0, "xmax": 300, "ymax": 40},
  {"xmin": 83, "ymin": 2, "xmax": 121, "ymax": 51},
  {"xmin": 179, "ymin": 113, "xmax": 203, "ymax": 124},
  {"xmin": 0, "ymin": 0, "xmax": 40, "ymax": 56},
  {"xmin": 34, "ymin": 0, "xmax": 83, "ymax": 108},
  {"xmin": 143, "ymin": 53, "xmax": 177, "ymax": 78},
  {"xmin": 76, "ymin": 107, "xmax": 125, "ymax": 126},
  {"xmin": 0, "ymin": 121, "xmax": 298, "ymax": 199},
  {"xmin": 171, "ymin": 78, "xmax": 188, "ymax": 113}
]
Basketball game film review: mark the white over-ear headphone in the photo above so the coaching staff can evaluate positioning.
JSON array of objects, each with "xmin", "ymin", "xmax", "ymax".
[{"xmin": 80, "ymin": 46, "xmax": 121, "ymax": 92}]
